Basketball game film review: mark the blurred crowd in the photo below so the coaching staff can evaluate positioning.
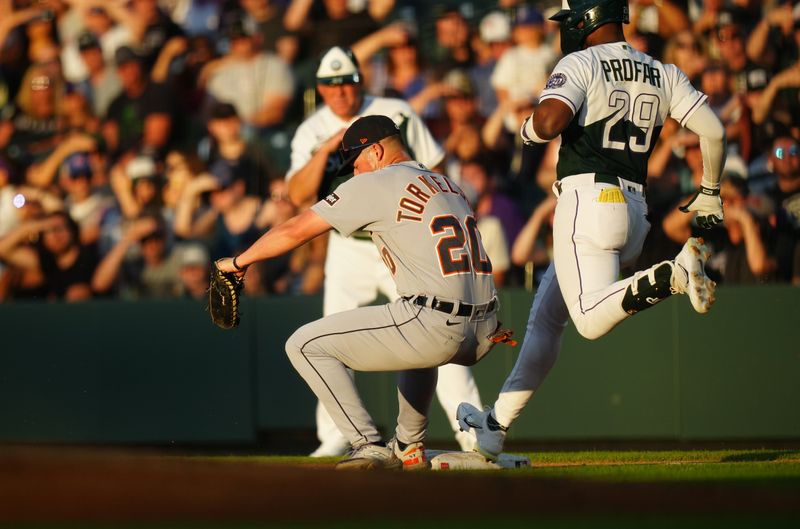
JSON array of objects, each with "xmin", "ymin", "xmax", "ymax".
[{"xmin": 0, "ymin": 0, "xmax": 798, "ymax": 303}]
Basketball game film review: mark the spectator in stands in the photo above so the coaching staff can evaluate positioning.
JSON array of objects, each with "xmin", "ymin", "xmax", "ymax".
[
  {"xmin": 102, "ymin": 0, "xmax": 185, "ymax": 68},
  {"xmin": 173, "ymin": 159, "xmax": 262, "ymax": 261},
  {"xmin": 459, "ymin": 159, "xmax": 510, "ymax": 287},
  {"xmin": 459, "ymin": 156, "xmax": 523, "ymax": 261},
  {"xmin": 471, "ymin": 10, "xmax": 512, "ymax": 118},
  {"xmin": 60, "ymin": 152, "xmax": 112, "ymax": 247},
  {"xmin": 662, "ymin": 30, "xmax": 706, "ymax": 83},
  {"xmin": 103, "ymin": 46, "xmax": 173, "ymax": 160},
  {"xmin": 490, "ymin": 4, "xmax": 556, "ymax": 127},
  {"xmin": 109, "ymin": 154, "xmax": 164, "ymax": 223},
  {"xmin": 0, "ymin": 67, "xmax": 63, "ymax": 171},
  {"xmin": 70, "ymin": 33, "xmax": 122, "ymax": 117},
  {"xmin": 200, "ymin": 20, "xmax": 294, "ymax": 134},
  {"xmin": 239, "ymin": 0, "xmax": 297, "ymax": 64},
  {"xmin": 751, "ymin": 136, "xmax": 800, "ymax": 283},
  {"xmin": 199, "ymin": 102, "xmax": 279, "ymax": 198},
  {"xmin": 745, "ymin": 1, "xmax": 799, "ymax": 72},
  {"xmin": 427, "ymin": 68, "xmax": 487, "ymax": 182},
  {"xmin": 93, "ymin": 214, "xmax": 182, "ymax": 298},
  {"xmin": 0, "ymin": 155, "xmax": 22, "ymax": 237},
  {"xmin": 511, "ymin": 193, "xmax": 557, "ymax": 288},
  {"xmin": 177, "ymin": 242, "xmax": 210, "ymax": 300},
  {"xmin": 428, "ymin": 7, "xmax": 473, "ymax": 76},
  {"xmin": 162, "ymin": 150, "xmax": 198, "ymax": 216},
  {"xmin": 70, "ymin": 4, "xmax": 133, "ymax": 67},
  {"xmin": 283, "ymin": 0, "xmax": 389, "ymax": 60},
  {"xmin": 0, "ymin": 210, "xmax": 98, "ymax": 301},
  {"xmin": 626, "ymin": 0, "xmax": 689, "ymax": 56}
]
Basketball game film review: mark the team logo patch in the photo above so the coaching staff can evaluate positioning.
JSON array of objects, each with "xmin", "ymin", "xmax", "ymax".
[
  {"xmin": 324, "ymin": 192, "xmax": 340, "ymax": 205},
  {"xmin": 545, "ymin": 73, "xmax": 567, "ymax": 89},
  {"xmin": 360, "ymin": 137, "xmax": 368, "ymax": 144}
]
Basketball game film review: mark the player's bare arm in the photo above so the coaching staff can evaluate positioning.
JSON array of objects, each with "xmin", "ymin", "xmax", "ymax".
[
  {"xmin": 216, "ymin": 209, "xmax": 332, "ymax": 274},
  {"xmin": 287, "ymin": 130, "xmax": 346, "ymax": 206},
  {"xmin": 522, "ymin": 98, "xmax": 575, "ymax": 143}
]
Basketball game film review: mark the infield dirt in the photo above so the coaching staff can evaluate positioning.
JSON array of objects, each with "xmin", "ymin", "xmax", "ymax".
[{"xmin": 1, "ymin": 446, "xmax": 798, "ymax": 525}]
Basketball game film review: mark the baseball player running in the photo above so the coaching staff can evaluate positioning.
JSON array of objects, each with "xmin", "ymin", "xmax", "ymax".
[
  {"xmin": 287, "ymin": 46, "xmax": 481, "ymax": 456},
  {"xmin": 458, "ymin": 0, "xmax": 726, "ymax": 460},
  {"xmin": 218, "ymin": 115, "xmax": 502, "ymax": 470}
]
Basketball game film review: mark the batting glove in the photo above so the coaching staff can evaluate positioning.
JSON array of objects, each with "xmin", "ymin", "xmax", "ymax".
[{"xmin": 679, "ymin": 186, "xmax": 724, "ymax": 229}]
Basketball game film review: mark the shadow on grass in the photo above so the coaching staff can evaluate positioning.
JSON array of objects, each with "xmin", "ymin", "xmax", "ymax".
[{"xmin": 721, "ymin": 451, "xmax": 799, "ymax": 463}]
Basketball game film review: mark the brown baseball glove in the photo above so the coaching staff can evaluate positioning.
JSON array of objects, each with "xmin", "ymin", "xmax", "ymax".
[{"xmin": 208, "ymin": 260, "xmax": 244, "ymax": 329}]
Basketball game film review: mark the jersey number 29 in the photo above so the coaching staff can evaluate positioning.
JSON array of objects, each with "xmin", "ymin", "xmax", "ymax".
[
  {"xmin": 430, "ymin": 215, "xmax": 492, "ymax": 276},
  {"xmin": 602, "ymin": 90, "xmax": 660, "ymax": 153}
]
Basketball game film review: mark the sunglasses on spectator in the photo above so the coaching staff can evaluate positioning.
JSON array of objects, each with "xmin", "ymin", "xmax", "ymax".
[
  {"xmin": 270, "ymin": 191, "xmax": 290, "ymax": 201},
  {"xmin": 676, "ymin": 40, "xmax": 699, "ymax": 51},
  {"xmin": 775, "ymin": 145, "xmax": 799, "ymax": 160}
]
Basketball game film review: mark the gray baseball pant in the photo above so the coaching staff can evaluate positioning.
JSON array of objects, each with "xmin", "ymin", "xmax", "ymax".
[{"xmin": 285, "ymin": 298, "xmax": 497, "ymax": 447}]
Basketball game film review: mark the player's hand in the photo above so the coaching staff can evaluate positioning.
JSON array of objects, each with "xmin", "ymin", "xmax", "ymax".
[
  {"xmin": 215, "ymin": 257, "xmax": 247, "ymax": 277},
  {"xmin": 679, "ymin": 186, "xmax": 724, "ymax": 229}
]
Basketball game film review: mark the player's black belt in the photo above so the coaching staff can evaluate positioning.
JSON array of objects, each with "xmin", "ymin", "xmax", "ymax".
[
  {"xmin": 594, "ymin": 172, "xmax": 621, "ymax": 186},
  {"xmin": 405, "ymin": 295, "xmax": 497, "ymax": 319}
]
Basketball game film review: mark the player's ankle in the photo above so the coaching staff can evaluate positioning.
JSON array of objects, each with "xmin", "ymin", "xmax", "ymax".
[
  {"xmin": 487, "ymin": 411, "xmax": 508, "ymax": 432},
  {"xmin": 671, "ymin": 261, "xmax": 689, "ymax": 293}
]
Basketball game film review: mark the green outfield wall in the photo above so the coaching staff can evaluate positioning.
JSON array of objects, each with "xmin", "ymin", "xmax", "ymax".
[{"xmin": 0, "ymin": 286, "xmax": 798, "ymax": 445}]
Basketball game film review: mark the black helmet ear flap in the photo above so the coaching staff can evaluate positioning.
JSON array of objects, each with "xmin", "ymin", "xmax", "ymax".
[{"xmin": 553, "ymin": 0, "xmax": 629, "ymax": 55}]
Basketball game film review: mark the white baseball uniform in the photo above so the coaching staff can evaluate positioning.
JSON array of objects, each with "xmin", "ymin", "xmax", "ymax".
[
  {"xmin": 493, "ymin": 42, "xmax": 709, "ymax": 427},
  {"xmin": 287, "ymin": 96, "xmax": 482, "ymax": 449},
  {"xmin": 286, "ymin": 162, "xmax": 498, "ymax": 446}
]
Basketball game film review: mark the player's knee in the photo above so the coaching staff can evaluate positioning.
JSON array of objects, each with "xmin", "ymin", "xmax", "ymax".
[
  {"xmin": 571, "ymin": 316, "xmax": 606, "ymax": 341},
  {"xmin": 284, "ymin": 330, "xmax": 304, "ymax": 362}
]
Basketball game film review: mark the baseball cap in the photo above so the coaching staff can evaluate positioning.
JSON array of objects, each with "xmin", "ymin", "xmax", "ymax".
[
  {"xmin": 224, "ymin": 19, "xmax": 249, "ymax": 40},
  {"xmin": 337, "ymin": 115, "xmax": 400, "ymax": 174},
  {"xmin": 316, "ymin": 46, "xmax": 361, "ymax": 85},
  {"xmin": 64, "ymin": 152, "xmax": 93, "ymax": 179},
  {"xmin": 209, "ymin": 159, "xmax": 244, "ymax": 189},
  {"xmin": 115, "ymin": 46, "xmax": 142, "ymax": 66},
  {"xmin": 126, "ymin": 155, "xmax": 158, "ymax": 181},
  {"xmin": 744, "ymin": 65, "xmax": 770, "ymax": 92},
  {"xmin": 209, "ymin": 101, "xmax": 239, "ymax": 121},
  {"xmin": 514, "ymin": 5, "xmax": 544, "ymax": 26},
  {"xmin": 480, "ymin": 11, "xmax": 511, "ymax": 43},
  {"xmin": 77, "ymin": 32, "xmax": 100, "ymax": 52},
  {"xmin": 443, "ymin": 69, "xmax": 475, "ymax": 98},
  {"xmin": 179, "ymin": 243, "xmax": 209, "ymax": 267}
]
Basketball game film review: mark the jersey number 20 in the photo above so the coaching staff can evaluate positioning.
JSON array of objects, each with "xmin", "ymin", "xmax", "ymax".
[
  {"xmin": 430, "ymin": 215, "xmax": 492, "ymax": 276},
  {"xmin": 602, "ymin": 90, "xmax": 660, "ymax": 153}
]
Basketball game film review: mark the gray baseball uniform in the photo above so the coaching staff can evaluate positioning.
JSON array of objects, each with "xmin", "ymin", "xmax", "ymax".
[{"xmin": 285, "ymin": 161, "xmax": 498, "ymax": 446}]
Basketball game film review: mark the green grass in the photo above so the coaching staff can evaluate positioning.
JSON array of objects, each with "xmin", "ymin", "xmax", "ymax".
[{"xmin": 194, "ymin": 448, "xmax": 800, "ymax": 488}]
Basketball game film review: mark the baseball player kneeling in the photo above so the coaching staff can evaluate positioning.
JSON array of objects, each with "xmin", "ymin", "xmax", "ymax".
[{"xmin": 217, "ymin": 115, "xmax": 507, "ymax": 470}]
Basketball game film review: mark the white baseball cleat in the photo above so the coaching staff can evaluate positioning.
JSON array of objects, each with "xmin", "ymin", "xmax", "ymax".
[
  {"xmin": 456, "ymin": 403, "xmax": 506, "ymax": 462},
  {"xmin": 672, "ymin": 237, "xmax": 716, "ymax": 314},
  {"xmin": 309, "ymin": 438, "xmax": 351, "ymax": 458},
  {"xmin": 335, "ymin": 442, "xmax": 402, "ymax": 471},
  {"xmin": 388, "ymin": 437, "xmax": 429, "ymax": 471}
]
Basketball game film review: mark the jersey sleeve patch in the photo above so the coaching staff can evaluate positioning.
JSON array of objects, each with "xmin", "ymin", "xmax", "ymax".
[
  {"xmin": 545, "ymin": 73, "xmax": 567, "ymax": 90},
  {"xmin": 323, "ymin": 192, "xmax": 340, "ymax": 205}
]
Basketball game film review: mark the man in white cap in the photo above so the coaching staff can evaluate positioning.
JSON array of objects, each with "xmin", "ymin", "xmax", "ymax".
[{"xmin": 286, "ymin": 45, "xmax": 483, "ymax": 457}]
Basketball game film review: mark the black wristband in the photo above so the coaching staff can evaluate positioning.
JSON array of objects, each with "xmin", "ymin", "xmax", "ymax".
[
  {"xmin": 699, "ymin": 186, "xmax": 720, "ymax": 196},
  {"xmin": 232, "ymin": 255, "xmax": 244, "ymax": 271}
]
